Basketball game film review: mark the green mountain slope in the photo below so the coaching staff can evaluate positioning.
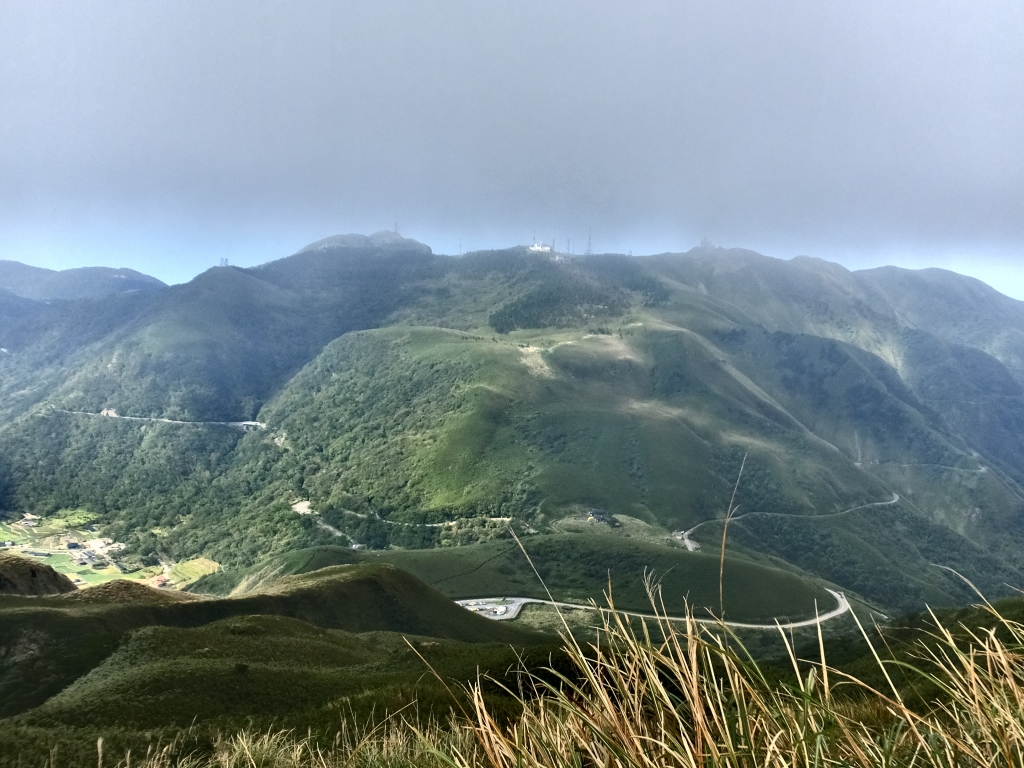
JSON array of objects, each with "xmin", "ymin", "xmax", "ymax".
[
  {"xmin": 3, "ymin": 238, "xmax": 1024, "ymax": 614},
  {"xmin": 0, "ymin": 260, "xmax": 165, "ymax": 302}
]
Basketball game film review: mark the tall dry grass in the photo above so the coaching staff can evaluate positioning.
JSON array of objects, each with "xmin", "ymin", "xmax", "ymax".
[
  {"xmin": 96, "ymin": 719, "xmax": 476, "ymax": 768},
  {"xmin": 450, "ymin": 590, "xmax": 1024, "ymax": 768},
  {"xmin": 87, "ymin": 592, "xmax": 1024, "ymax": 768}
]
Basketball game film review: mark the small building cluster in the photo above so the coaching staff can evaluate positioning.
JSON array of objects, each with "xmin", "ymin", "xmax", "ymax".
[{"xmin": 587, "ymin": 508, "xmax": 612, "ymax": 523}]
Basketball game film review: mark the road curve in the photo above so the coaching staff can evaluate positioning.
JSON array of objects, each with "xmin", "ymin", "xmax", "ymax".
[
  {"xmin": 677, "ymin": 492, "xmax": 901, "ymax": 543},
  {"xmin": 458, "ymin": 588, "xmax": 851, "ymax": 631},
  {"xmin": 55, "ymin": 408, "xmax": 265, "ymax": 430}
]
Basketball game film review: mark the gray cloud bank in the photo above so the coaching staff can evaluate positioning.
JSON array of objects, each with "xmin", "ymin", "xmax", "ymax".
[{"xmin": 1, "ymin": 1, "xmax": 1022, "ymax": 292}]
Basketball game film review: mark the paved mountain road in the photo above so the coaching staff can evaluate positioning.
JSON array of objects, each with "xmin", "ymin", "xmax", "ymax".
[
  {"xmin": 675, "ymin": 493, "xmax": 901, "ymax": 549},
  {"xmin": 56, "ymin": 408, "xmax": 265, "ymax": 430},
  {"xmin": 459, "ymin": 588, "xmax": 851, "ymax": 630}
]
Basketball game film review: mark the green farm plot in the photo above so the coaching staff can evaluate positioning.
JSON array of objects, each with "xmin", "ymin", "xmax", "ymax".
[
  {"xmin": 49, "ymin": 509, "xmax": 99, "ymax": 528},
  {"xmin": 167, "ymin": 558, "xmax": 220, "ymax": 587},
  {"xmin": 0, "ymin": 522, "xmax": 32, "ymax": 546},
  {"xmin": 0, "ymin": 515, "xmax": 159, "ymax": 588},
  {"xmin": 11, "ymin": 550, "xmax": 157, "ymax": 587}
]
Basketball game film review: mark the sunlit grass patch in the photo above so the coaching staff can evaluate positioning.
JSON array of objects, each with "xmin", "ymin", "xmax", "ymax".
[{"xmin": 168, "ymin": 558, "xmax": 220, "ymax": 587}]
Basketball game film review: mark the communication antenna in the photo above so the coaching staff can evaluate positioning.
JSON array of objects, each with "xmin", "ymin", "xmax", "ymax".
[
  {"xmin": 585, "ymin": 230, "xmax": 593, "ymax": 256},
  {"xmin": 394, "ymin": 217, "xmax": 400, "ymax": 235}
]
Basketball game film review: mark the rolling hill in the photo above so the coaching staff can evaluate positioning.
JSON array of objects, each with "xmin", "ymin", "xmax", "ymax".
[
  {"xmin": 0, "ymin": 551, "xmax": 76, "ymax": 595},
  {"xmin": 0, "ymin": 261, "xmax": 166, "ymax": 302},
  {"xmin": 190, "ymin": 538, "xmax": 837, "ymax": 623},
  {"xmin": 2, "ymin": 236, "xmax": 1024, "ymax": 614},
  {"xmin": 0, "ymin": 562, "xmax": 537, "ymax": 719},
  {"xmin": 0, "ymin": 562, "xmax": 552, "ymax": 765}
]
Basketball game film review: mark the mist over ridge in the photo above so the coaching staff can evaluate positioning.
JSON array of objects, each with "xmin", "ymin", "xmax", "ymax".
[{"xmin": 1, "ymin": 1, "xmax": 1021, "ymax": 291}]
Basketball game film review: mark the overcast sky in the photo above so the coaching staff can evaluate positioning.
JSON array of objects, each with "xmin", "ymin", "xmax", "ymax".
[{"xmin": 2, "ymin": 1, "xmax": 1023, "ymax": 296}]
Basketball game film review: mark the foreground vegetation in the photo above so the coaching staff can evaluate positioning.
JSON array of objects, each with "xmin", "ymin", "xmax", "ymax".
[{"xmin": 20, "ymin": 590, "xmax": 1024, "ymax": 768}]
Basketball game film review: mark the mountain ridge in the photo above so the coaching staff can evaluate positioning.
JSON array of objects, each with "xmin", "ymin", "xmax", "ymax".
[
  {"xmin": 3, "ymin": 237, "xmax": 1024, "ymax": 613},
  {"xmin": 0, "ymin": 260, "xmax": 166, "ymax": 302}
]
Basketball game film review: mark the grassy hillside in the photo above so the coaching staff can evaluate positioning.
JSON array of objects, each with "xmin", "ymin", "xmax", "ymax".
[
  {"xmin": 0, "ymin": 551, "xmax": 76, "ymax": 595},
  {"xmin": 4, "ymin": 240, "xmax": 1024, "ymax": 614},
  {"xmin": 0, "ymin": 561, "xmax": 556, "ymax": 765},
  {"xmin": 194, "ymin": 536, "xmax": 835, "ymax": 623},
  {"xmin": 16, "ymin": 617, "xmax": 545, "ymax": 732},
  {"xmin": 367, "ymin": 536, "xmax": 831, "ymax": 621},
  {"xmin": 0, "ymin": 563, "xmax": 536, "ymax": 719}
]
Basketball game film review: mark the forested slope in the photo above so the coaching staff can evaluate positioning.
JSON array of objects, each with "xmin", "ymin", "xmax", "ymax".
[{"xmin": 3, "ymin": 236, "xmax": 1024, "ymax": 612}]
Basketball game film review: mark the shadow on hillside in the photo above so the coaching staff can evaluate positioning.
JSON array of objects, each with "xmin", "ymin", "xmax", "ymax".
[{"xmin": 0, "ymin": 455, "xmax": 14, "ymax": 516}]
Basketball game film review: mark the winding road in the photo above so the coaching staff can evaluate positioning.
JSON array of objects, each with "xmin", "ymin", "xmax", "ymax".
[
  {"xmin": 55, "ymin": 408, "xmax": 265, "ymax": 430},
  {"xmin": 675, "ymin": 492, "xmax": 901, "ymax": 550},
  {"xmin": 458, "ymin": 588, "xmax": 851, "ymax": 630}
]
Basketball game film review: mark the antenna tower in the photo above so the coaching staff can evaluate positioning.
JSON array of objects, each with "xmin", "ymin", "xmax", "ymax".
[{"xmin": 585, "ymin": 230, "xmax": 593, "ymax": 256}]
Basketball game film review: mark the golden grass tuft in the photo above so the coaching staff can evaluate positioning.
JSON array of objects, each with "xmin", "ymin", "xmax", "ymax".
[{"xmin": 98, "ymin": 720, "xmax": 475, "ymax": 768}]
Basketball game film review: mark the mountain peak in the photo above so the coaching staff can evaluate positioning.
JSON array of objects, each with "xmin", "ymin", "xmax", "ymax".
[
  {"xmin": 295, "ymin": 231, "xmax": 432, "ymax": 255},
  {"xmin": 0, "ymin": 260, "xmax": 166, "ymax": 301}
]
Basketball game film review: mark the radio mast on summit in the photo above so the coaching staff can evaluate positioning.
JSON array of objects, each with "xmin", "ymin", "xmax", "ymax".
[{"xmin": 585, "ymin": 230, "xmax": 593, "ymax": 255}]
